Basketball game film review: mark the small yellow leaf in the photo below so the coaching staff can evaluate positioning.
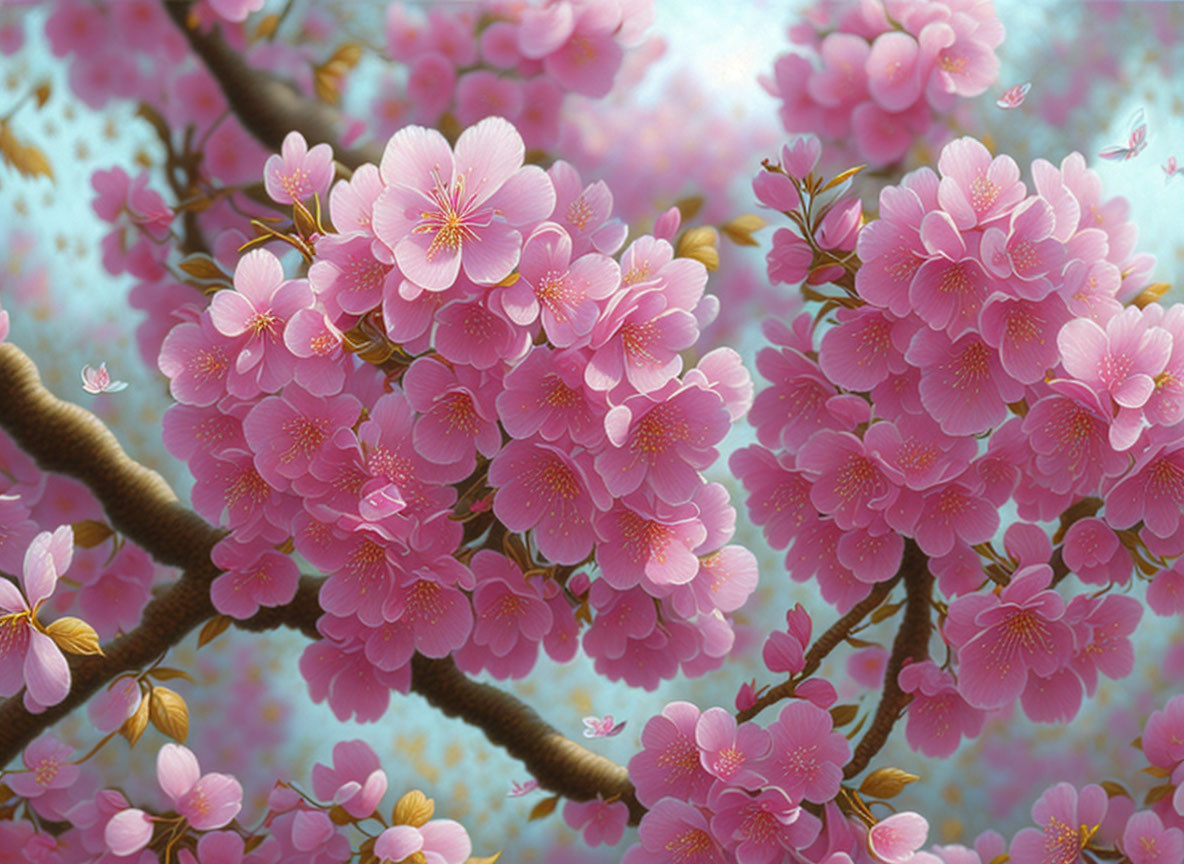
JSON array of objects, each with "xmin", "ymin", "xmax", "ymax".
[
  {"xmin": 393, "ymin": 790, "xmax": 435, "ymax": 827},
  {"xmin": 33, "ymin": 81, "xmax": 51, "ymax": 109},
  {"xmin": 673, "ymin": 196, "xmax": 704, "ymax": 223},
  {"xmin": 198, "ymin": 615, "xmax": 232, "ymax": 648},
  {"xmin": 72, "ymin": 519, "xmax": 114, "ymax": 549},
  {"xmin": 46, "ymin": 617, "xmax": 103, "ymax": 656},
  {"xmin": 819, "ymin": 164, "xmax": 866, "ymax": 193},
  {"xmin": 254, "ymin": 13, "xmax": 280, "ymax": 40},
  {"xmin": 859, "ymin": 767, "xmax": 920, "ymax": 799},
  {"xmin": 0, "ymin": 783, "xmax": 12, "ymax": 804},
  {"xmin": 1131, "ymin": 736, "xmax": 1143, "ymax": 750},
  {"xmin": 987, "ymin": 855, "xmax": 1010, "ymax": 864},
  {"xmin": 120, "ymin": 692, "xmax": 151, "ymax": 747},
  {"xmin": 466, "ymin": 855, "xmax": 502, "ymax": 864},
  {"xmin": 149, "ymin": 686, "xmax": 189, "ymax": 744},
  {"xmin": 1146, "ymin": 783, "xmax": 1174, "ymax": 805},
  {"xmin": 719, "ymin": 213, "xmax": 767, "ymax": 247},
  {"xmin": 149, "ymin": 667, "xmax": 195, "ymax": 684},
  {"xmin": 1099, "ymin": 780, "xmax": 1129, "ymax": 798},
  {"xmin": 313, "ymin": 43, "xmax": 364, "ymax": 105},
  {"xmin": 830, "ymin": 704, "xmax": 858, "ymax": 727},
  {"xmin": 528, "ymin": 794, "xmax": 559, "ymax": 821},
  {"xmin": 0, "ymin": 121, "xmax": 54, "ymax": 181},
  {"xmin": 1142, "ymin": 764, "xmax": 1172, "ymax": 778},
  {"xmin": 870, "ymin": 602, "xmax": 902, "ymax": 624},
  {"xmin": 675, "ymin": 226, "xmax": 719, "ymax": 271},
  {"xmin": 178, "ymin": 254, "xmax": 230, "ymax": 282},
  {"xmin": 328, "ymin": 804, "xmax": 354, "ymax": 825},
  {"xmin": 1133, "ymin": 282, "xmax": 1171, "ymax": 308}
]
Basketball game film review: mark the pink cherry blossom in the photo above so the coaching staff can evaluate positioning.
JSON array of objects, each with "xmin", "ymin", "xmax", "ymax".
[
  {"xmin": 594, "ymin": 493, "xmax": 706, "ymax": 590},
  {"xmin": 0, "ymin": 525, "xmax": 74, "ymax": 708},
  {"xmin": 372, "ymin": 117, "xmax": 555, "ymax": 292},
  {"xmin": 1062, "ymin": 518, "xmax": 1131, "ymax": 585},
  {"xmin": 628, "ymin": 701, "xmax": 713, "ymax": 807},
  {"xmin": 906, "ymin": 327, "xmax": 1024, "ymax": 436},
  {"xmin": 1122, "ymin": 810, "xmax": 1184, "ymax": 864},
  {"xmin": 582, "ymin": 714, "xmax": 626, "ymax": 738},
  {"xmin": 1009, "ymin": 783, "xmax": 1107, "ymax": 864},
  {"xmin": 563, "ymin": 796, "xmax": 629, "ymax": 847},
  {"xmin": 508, "ymin": 779, "xmax": 539, "ymax": 797},
  {"xmin": 209, "ymin": 538, "xmax": 300, "ymax": 620},
  {"xmin": 936, "ymin": 137, "xmax": 1026, "ymax": 230},
  {"xmin": 755, "ymin": 699, "xmax": 850, "ymax": 804},
  {"xmin": 6, "ymin": 734, "xmax": 78, "ymax": 799},
  {"xmin": 869, "ymin": 812, "xmax": 929, "ymax": 864},
  {"xmin": 797, "ymin": 429, "xmax": 904, "ymax": 530},
  {"xmin": 374, "ymin": 819, "xmax": 471, "ymax": 864},
  {"xmin": 898, "ymin": 660, "xmax": 985, "ymax": 758},
  {"xmin": 694, "ymin": 707, "xmax": 770, "ymax": 788},
  {"xmin": 490, "ymin": 438, "xmax": 608, "ymax": 565},
  {"xmin": 946, "ymin": 564, "xmax": 1075, "ymax": 710},
  {"xmin": 625, "ymin": 798, "xmax": 727, "ymax": 864},
  {"xmin": 311, "ymin": 740, "xmax": 388, "ymax": 819},
  {"xmin": 1105, "ymin": 437, "xmax": 1184, "ymax": 539},
  {"xmin": 496, "ymin": 346, "xmax": 606, "ymax": 447},
  {"xmin": 264, "ymin": 131, "xmax": 334, "ymax": 205},
  {"xmin": 208, "ymin": 249, "xmax": 314, "ymax": 398},
  {"xmin": 80, "ymin": 362, "xmax": 128, "ymax": 394}
]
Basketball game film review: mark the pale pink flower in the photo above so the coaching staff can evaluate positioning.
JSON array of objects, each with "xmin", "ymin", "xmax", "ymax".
[
  {"xmin": 0, "ymin": 526, "xmax": 74, "ymax": 708},
  {"xmin": 594, "ymin": 493, "xmax": 706, "ymax": 590},
  {"xmin": 695, "ymin": 707, "xmax": 770, "ymax": 788},
  {"xmin": 158, "ymin": 314, "xmax": 240, "ymax": 407},
  {"xmin": 264, "ymin": 131, "xmax": 334, "ymax": 205},
  {"xmin": 996, "ymin": 82, "xmax": 1032, "ymax": 109},
  {"xmin": 708, "ymin": 785, "xmax": 821, "ymax": 862},
  {"xmin": 80, "ymin": 362, "xmax": 128, "ymax": 394},
  {"xmin": 307, "ymin": 234, "xmax": 393, "ymax": 319},
  {"xmin": 498, "ymin": 221, "xmax": 620, "ymax": 346},
  {"xmin": 563, "ymin": 796, "xmax": 629, "ymax": 847},
  {"xmin": 372, "ymin": 117, "xmax": 555, "ymax": 292},
  {"xmin": 946, "ymin": 564, "xmax": 1075, "ymax": 710},
  {"xmin": 311, "ymin": 740, "xmax": 388, "ymax": 820},
  {"xmin": 489, "ymin": 439, "xmax": 608, "ymax": 565},
  {"xmin": 329, "ymin": 163, "xmax": 385, "ymax": 237},
  {"xmin": 979, "ymin": 292, "xmax": 1072, "ymax": 385},
  {"xmin": 106, "ymin": 744, "xmax": 242, "ymax": 856},
  {"xmin": 626, "ymin": 798, "xmax": 727, "ymax": 864},
  {"xmin": 937, "ymin": 137, "xmax": 1026, "ymax": 230},
  {"xmin": 869, "ymin": 812, "xmax": 929, "ymax": 864},
  {"xmin": 406, "ymin": 52, "xmax": 456, "ymax": 124},
  {"xmin": 582, "ymin": 714, "xmax": 626, "ymax": 738},
  {"xmin": 980, "ymin": 196, "xmax": 1067, "ymax": 282},
  {"xmin": 209, "ymin": 249, "xmax": 314, "ymax": 397},
  {"xmin": 898, "ymin": 660, "xmax": 985, "ymax": 758},
  {"xmin": 596, "ymin": 384, "xmax": 731, "ymax": 506},
  {"xmin": 374, "ymin": 819, "xmax": 471, "ymax": 864},
  {"xmin": 433, "ymin": 294, "xmax": 532, "ymax": 369},
  {"xmin": 906, "ymin": 328, "xmax": 1024, "ymax": 436},
  {"xmin": 1022, "ymin": 382, "xmax": 1125, "ymax": 494},
  {"xmin": 6, "ymin": 734, "xmax": 78, "ymax": 799},
  {"xmin": 454, "ymin": 70, "xmax": 524, "ymax": 126},
  {"xmin": 628, "ymin": 701, "xmax": 713, "ymax": 807},
  {"xmin": 496, "ymin": 346, "xmax": 606, "ymax": 447},
  {"xmin": 818, "ymin": 306, "xmax": 910, "ymax": 392},
  {"xmin": 1122, "ymin": 811, "xmax": 1184, "ymax": 864},
  {"xmin": 547, "ymin": 160, "xmax": 626, "ymax": 256},
  {"xmin": 403, "ymin": 357, "xmax": 501, "ymax": 474},
  {"xmin": 754, "ymin": 699, "xmax": 850, "ymax": 803},
  {"xmin": 518, "ymin": 0, "xmax": 625, "ymax": 98},
  {"xmin": 1009, "ymin": 783, "xmax": 1107, "ymax": 864}
]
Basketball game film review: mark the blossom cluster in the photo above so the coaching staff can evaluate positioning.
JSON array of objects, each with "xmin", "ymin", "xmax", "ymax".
[
  {"xmin": 1, "ymin": 736, "xmax": 482, "ymax": 864},
  {"xmin": 735, "ymin": 132, "xmax": 1169, "ymax": 746},
  {"xmin": 153, "ymin": 116, "xmax": 756, "ymax": 721},
  {"xmin": 765, "ymin": 0, "xmax": 1005, "ymax": 165}
]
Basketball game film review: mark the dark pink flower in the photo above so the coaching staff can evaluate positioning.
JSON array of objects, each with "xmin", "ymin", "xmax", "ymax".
[
  {"xmin": 754, "ymin": 700, "xmax": 850, "ymax": 804},
  {"xmin": 311, "ymin": 740, "xmax": 388, "ymax": 820},
  {"xmin": 563, "ymin": 796, "xmax": 629, "ymax": 847}
]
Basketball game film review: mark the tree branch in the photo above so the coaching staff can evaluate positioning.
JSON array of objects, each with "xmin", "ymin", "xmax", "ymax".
[
  {"xmin": 0, "ymin": 344, "xmax": 640, "ymax": 820},
  {"xmin": 843, "ymin": 539, "xmax": 932, "ymax": 779},
  {"xmin": 736, "ymin": 572, "xmax": 902, "ymax": 724},
  {"xmin": 160, "ymin": 1, "xmax": 381, "ymax": 171}
]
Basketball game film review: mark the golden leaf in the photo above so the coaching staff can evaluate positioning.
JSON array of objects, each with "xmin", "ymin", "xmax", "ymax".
[
  {"xmin": 859, "ymin": 767, "xmax": 920, "ymax": 799},
  {"xmin": 0, "ymin": 783, "xmax": 12, "ymax": 803},
  {"xmin": 149, "ymin": 686, "xmax": 189, "ymax": 743},
  {"xmin": 46, "ymin": 617, "xmax": 103, "ymax": 656},
  {"xmin": 528, "ymin": 794, "xmax": 559, "ymax": 821},
  {"xmin": 719, "ymin": 213, "xmax": 767, "ymax": 247},
  {"xmin": 819, "ymin": 164, "xmax": 866, "ymax": 193},
  {"xmin": 869, "ymin": 602, "xmax": 902, "ymax": 624},
  {"xmin": 675, "ymin": 226, "xmax": 719, "ymax": 271},
  {"xmin": 986, "ymin": 855, "xmax": 1010, "ymax": 864},
  {"xmin": 673, "ymin": 196, "xmax": 704, "ymax": 223},
  {"xmin": 33, "ymin": 81, "xmax": 51, "ymax": 109},
  {"xmin": 1099, "ymin": 780, "xmax": 1129, "ymax": 798},
  {"xmin": 198, "ymin": 615, "xmax": 232, "ymax": 648},
  {"xmin": 71, "ymin": 519, "xmax": 114, "ymax": 549},
  {"xmin": 178, "ymin": 254, "xmax": 230, "ymax": 282},
  {"xmin": 313, "ymin": 43, "xmax": 364, "ymax": 105},
  {"xmin": 393, "ymin": 790, "xmax": 435, "ymax": 827},
  {"xmin": 1133, "ymin": 282, "xmax": 1171, "ymax": 308},
  {"xmin": 1146, "ymin": 783, "xmax": 1174, "ymax": 805},
  {"xmin": 254, "ymin": 13, "xmax": 280, "ymax": 40},
  {"xmin": 466, "ymin": 855, "xmax": 502, "ymax": 864},
  {"xmin": 1131, "ymin": 736, "xmax": 1143, "ymax": 750},
  {"xmin": 120, "ymin": 692, "xmax": 151, "ymax": 747},
  {"xmin": 149, "ymin": 667, "xmax": 195, "ymax": 684},
  {"xmin": 1142, "ymin": 764, "xmax": 1172, "ymax": 778},
  {"xmin": 0, "ymin": 122, "xmax": 54, "ymax": 181},
  {"xmin": 328, "ymin": 804, "xmax": 354, "ymax": 825},
  {"xmin": 829, "ymin": 704, "xmax": 858, "ymax": 727}
]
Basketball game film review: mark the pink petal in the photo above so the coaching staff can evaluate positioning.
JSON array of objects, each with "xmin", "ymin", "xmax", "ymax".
[
  {"xmin": 24, "ymin": 629, "xmax": 70, "ymax": 706},
  {"xmin": 105, "ymin": 809, "xmax": 154, "ymax": 856},
  {"xmin": 156, "ymin": 743, "xmax": 201, "ymax": 802}
]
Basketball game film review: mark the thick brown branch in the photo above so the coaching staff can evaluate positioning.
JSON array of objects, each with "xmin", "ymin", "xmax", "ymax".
[
  {"xmin": 160, "ymin": 1, "xmax": 381, "ymax": 171},
  {"xmin": 844, "ymin": 539, "xmax": 932, "ymax": 779},
  {"xmin": 0, "ymin": 344, "xmax": 639, "ymax": 820},
  {"xmin": 736, "ymin": 572, "xmax": 902, "ymax": 724}
]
